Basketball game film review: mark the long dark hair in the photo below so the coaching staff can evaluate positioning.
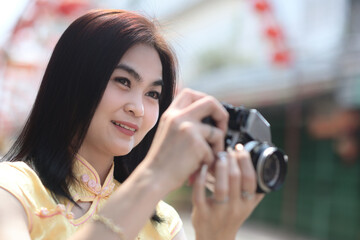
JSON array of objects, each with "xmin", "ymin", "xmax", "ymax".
[{"xmin": 4, "ymin": 10, "xmax": 177, "ymax": 213}]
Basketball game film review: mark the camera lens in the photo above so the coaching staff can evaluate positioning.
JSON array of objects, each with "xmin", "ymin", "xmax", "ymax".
[
  {"xmin": 244, "ymin": 141, "xmax": 288, "ymax": 193},
  {"xmin": 262, "ymin": 154, "xmax": 280, "ymax": 186}
]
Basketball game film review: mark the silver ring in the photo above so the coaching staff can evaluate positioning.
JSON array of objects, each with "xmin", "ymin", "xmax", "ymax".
[
  {"xmin": 241, "ymin": 191, "xmax": 254, "ymax": 201},
  {"xmin": 212, "ymin": 196, "xmax": 229, "ymax": 204}
]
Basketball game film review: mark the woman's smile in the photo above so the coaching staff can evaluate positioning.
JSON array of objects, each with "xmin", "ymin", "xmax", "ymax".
[{"xmin": 111, "ymin": 120, "xmax": 138, "ymax": 137}]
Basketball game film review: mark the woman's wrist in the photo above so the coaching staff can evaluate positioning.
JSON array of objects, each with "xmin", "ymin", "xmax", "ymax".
[
  {"xmin": 139, "ymin": 155, "xmax": 181, "ymax": 194},
  {"xmin": 130, "ymin": 161, "xmax": 171, "ymax": 198}
]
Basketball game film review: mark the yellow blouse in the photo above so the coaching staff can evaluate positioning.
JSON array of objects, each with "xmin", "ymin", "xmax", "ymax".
[{"xmin": 0, "ymin": 155, "xmax": 182, "ymax": 240}]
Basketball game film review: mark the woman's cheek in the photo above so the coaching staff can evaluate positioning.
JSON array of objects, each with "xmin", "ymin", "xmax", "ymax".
[
  {"xmin": 146, "ymin": 100, "xmax": 160, "ymax": 127},
  {"xmin": 140, "ymin": 105, "xmax": 159, "ymax": 136}
]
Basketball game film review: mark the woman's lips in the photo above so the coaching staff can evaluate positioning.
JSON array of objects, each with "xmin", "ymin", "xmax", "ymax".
[{"xmin": 111, "ymin": 120, "xmax": 138, "ymax": 137}]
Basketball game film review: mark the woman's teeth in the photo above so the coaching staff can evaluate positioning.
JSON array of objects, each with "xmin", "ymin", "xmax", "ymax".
[{"xmin": 112, "ymin": 121, "xmax": 136, "ymax": 132}]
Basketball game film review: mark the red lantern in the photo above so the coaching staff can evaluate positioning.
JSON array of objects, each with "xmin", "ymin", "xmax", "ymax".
[
  {"xmin": 266, "ymin": 26, "xmax": 282, "ymax": 39},
  {"xmin": 254, "ymin": 0, "xmax": 270, "ymax": 12},
  {"xmin": 272, "ymin": 51, "xmax": 290, "ymax": 65},
  {"xmin": 57, "ymin": 0, "xmax": 88, "ymax": 16}
]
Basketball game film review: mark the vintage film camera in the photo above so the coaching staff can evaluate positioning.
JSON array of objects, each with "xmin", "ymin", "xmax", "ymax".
[{"xmin": 204, "ymin": 103, "xmax": 288, "ymax": 193}]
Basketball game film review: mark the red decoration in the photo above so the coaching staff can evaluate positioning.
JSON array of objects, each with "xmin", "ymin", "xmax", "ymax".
[
  {"xmin": 57, "ymin": 0, "xmax": 88, "ymax": 16},
  {"xmin": 251, "ymin": 0, "xmax": 292, "ymax": 66},
  {"xmin": 254, "ymin": 0, "xmax": 270, "ymax": 12},
  {"xmin": 272, "ymin": 51, "xmax": 290, "ymax": 64},
  {"xmin": 266, "ymin": 26, "xmax": 281, "ymax": 39}
]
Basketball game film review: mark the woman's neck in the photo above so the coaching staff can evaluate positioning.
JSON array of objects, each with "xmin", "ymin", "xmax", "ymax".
[{"xmin": 77, "ymin": 147, "xmax": 113, "ymax": 185}]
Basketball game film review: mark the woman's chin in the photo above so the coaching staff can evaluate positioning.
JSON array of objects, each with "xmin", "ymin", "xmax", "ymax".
[
  {"xmin": 113, "ymin": 151, "xmax": 130, "ymax": 157},
  {"xmin": 112, "ymin": 146, "xmax": 133, "ymax": 157}
]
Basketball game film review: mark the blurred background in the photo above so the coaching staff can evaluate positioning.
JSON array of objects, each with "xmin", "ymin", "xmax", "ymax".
[{"xmin": 0, "ymin": 0, "xmax": 359, "ymax": 239}]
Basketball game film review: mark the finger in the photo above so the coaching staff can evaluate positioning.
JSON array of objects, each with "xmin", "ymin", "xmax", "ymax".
[
  {"xmin": 205, "ymin": 172, "xmax": 215, "ymax": 192},
  {"xmin": 213, "ymin": 152, "xmax": 229, "ymax": 204},
  {"xmin": 194, "ymin": 133, "xmax": 217, "ymax": 167},
  {"xmin": 227, "ymin": 148, "xmax": 241, "ymax": 202},
  {"xmin": 192, "ymin": 165, "xmax": 209, "ymax": 211},
  {"xmin": 205, "ymin": 163, "xmax": 216, "ymax": 192},
  {"xmin": 235, "ymin": 144, "xmax": 257, "ymax": 196},
  {"xmin": 198, "ymin": 124, "xmax": 225, "ymax": 154},
  {"xmin": 182, "ymin": 96, "xmax": 228, "ymax": 133},
  {"xmin": 170, "ymin": 88, "xmax": 208, "ymax": 109},
  {"xmin": 178, "ymin": 121, "xmax": 216, "ymax": 167}
]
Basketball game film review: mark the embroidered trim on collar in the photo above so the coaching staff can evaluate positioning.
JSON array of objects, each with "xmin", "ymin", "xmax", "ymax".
[{"xmin": 69, "ymin": 154, "xmax": 116, "ymax": 201}]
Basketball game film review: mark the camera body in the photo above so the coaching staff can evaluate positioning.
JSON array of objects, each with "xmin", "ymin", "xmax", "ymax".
[{"xmin": 204, "ymin": 103, "xmax": 288, "ymax": 193}]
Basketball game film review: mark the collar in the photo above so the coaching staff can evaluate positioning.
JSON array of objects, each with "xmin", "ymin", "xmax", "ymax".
[{"xmin": 69, "ymin": 154, "xmax": 116, "ymax": 202}]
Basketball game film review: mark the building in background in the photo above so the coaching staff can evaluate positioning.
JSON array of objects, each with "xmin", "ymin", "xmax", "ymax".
[{"xmin": 0, "ymin": 0, "xmax": 359, "ymax": 239}]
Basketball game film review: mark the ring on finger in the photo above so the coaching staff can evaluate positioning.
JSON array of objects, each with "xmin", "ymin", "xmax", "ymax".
[{"xmin": 241, "ymin": 191, "xmax": 254, "ymax": 201}]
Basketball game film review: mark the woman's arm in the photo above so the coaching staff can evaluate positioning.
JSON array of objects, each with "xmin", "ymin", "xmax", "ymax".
[{"xmin": 0, "ymin": 188, "xmax": 31, "ymax": 240}]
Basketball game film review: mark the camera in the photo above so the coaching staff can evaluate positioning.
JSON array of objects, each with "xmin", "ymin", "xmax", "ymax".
[{"xmin": 203, "ymin": 103, "xmax": 288, "ymax": 193}]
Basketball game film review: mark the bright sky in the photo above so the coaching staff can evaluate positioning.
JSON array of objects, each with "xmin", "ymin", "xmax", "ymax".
[{"xmin": 0, "ymin": 0, "xmax": 29, "ymax": 46}]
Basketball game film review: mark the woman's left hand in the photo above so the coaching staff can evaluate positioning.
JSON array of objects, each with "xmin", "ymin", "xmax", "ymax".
[{"xmin": 191, "ymin": 145, "xmax": 264, "ymax": 240}]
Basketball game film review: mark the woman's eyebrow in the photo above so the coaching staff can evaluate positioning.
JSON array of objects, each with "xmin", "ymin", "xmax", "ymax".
[
  {"xmin": 153, "ymin": 79, "xmax": 164, "ymax": 87},
  {"xmin": 115, "ymin": 63, "xmax": 142, "ymax": 82},
  {"xmin": 115, "ymin": 63, "xmax": 163, "ymax": 86}
]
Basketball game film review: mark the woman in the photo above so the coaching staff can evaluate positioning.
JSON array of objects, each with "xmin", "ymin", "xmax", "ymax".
[{"xmin": 0, "ymin": 9, "xmax": 263, "ymax": 240}]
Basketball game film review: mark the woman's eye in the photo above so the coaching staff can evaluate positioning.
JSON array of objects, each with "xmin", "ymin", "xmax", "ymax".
[
  {"xmin": 147, "ymin": 91, "xmax": 161, "ymax": 100},
  {"xmin": 114, "ymin": 77, "xmax": 131, "ymax": 87}
]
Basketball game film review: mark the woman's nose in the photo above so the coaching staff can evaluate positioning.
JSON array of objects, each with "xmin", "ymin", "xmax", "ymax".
[{"xmin": 124, "ymin": 98, "xmax": 144, "ymax": 117}]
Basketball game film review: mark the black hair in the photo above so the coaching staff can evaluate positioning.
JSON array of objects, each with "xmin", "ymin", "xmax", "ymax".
[{"xmin": 3, "ymin": 9, "xmax": 177, "ymax": 222}]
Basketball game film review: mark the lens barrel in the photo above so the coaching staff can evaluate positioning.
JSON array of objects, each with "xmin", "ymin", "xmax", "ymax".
[{"xmin": 244, "ymin": 141, "xmax": 288, "ymax": 193}]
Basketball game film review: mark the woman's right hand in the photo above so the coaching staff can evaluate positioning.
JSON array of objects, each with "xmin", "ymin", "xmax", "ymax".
[{"xmin": 143, "ymin": 88, "xmax": 229, "ymax": 192}]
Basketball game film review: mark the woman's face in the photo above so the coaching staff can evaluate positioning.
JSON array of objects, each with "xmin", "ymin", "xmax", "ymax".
[{"xmin": 82, "ymin": 44, "xmax": 163, "ymax": 157}]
